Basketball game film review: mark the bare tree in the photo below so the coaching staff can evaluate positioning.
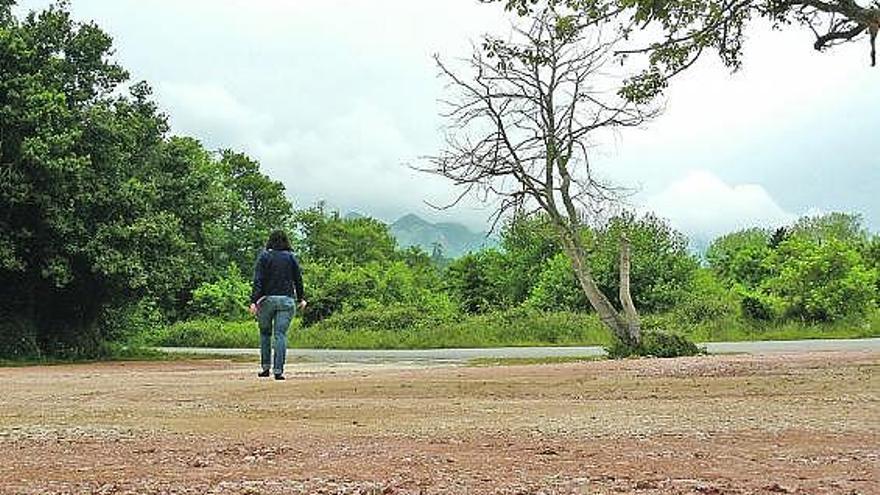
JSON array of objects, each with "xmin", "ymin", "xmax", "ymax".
[{"xmin": 422, "ymin": 9, "xmax": 658, "ymax": 347}]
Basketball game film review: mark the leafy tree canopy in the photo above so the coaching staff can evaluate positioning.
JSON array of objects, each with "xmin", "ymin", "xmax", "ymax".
[
  {"xmin": 487, "ymin": 0, "xmax": 880, "ymax": 102},
  {"xmin": 0, "ymin": 2, "xmax": 293, "ymax": 355}
]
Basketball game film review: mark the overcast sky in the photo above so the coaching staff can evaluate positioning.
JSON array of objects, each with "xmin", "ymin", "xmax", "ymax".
[{"xmin": 14, "ymin": 0, "xmax": 880, "ymax": 239}]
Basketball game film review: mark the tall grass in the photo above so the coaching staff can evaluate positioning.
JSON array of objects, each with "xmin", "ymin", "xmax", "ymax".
[
  {"xmin": 147, "ymin": 309, "xmax": 611, "ymax": 349},
  {"xmin": 145, "ymin": 309, "xmax": 880, "ymax": 350},
  {"xmin": 148, "ymin": 319, "xmax": 268, "ymax": 348},
  {"xmin": 647, "ymin": 310, "xmax": 880, "ymax": 343},
  {"xmin": 298, "ymin": 309, "xmax": 611, "ymax": 349}
]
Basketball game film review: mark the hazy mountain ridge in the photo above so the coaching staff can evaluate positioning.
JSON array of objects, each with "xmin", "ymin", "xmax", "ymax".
[
  {"xmin": 391, "ymin": 214, "xmax": 497, "ymax": 258},
  {"xmin": 345, "ymin": 210, "xmax": 714, "ymax": 260},
  {"xmin": 342, "ymin": 212, "xmax": 494, "ymax": 258}
]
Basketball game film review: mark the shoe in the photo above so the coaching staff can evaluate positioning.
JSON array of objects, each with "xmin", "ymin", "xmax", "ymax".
[
  {"xmin": 274, "ymin": 374, "xmax": 285, "ymax": 381},
  {"xmin": 258, "ymin": 370, "xmax": 270, "ymax": 378}
]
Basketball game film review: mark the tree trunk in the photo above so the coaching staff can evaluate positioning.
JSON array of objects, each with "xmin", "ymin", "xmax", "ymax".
[
  {"xmin": 556, "ymin": 227, "xmax": 641, "ymax": 347},
  {"xmin": 558, "ymin": 234, "xmax": 639, "ymax": 346},
  {"xmin": 618, "ymin": 235, "xmax": 641, "ymax": 345}
]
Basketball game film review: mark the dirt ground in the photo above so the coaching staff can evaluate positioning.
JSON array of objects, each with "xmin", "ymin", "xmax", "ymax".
[{"xmin": 0, "ymin": 351, "xmax": 877, "ymax": 494}]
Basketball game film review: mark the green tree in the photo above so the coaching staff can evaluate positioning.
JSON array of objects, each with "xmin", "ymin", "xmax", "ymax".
[
  {"xmin": 790, "ymin": 212, "xmax": 869, "ymax": 246},
  {"xmin": 707, "ymin": 213, "xmax": 878, "ymax": 322},
  {"xmin": 706, "ymin": 228, "xmax": 774, "ymax": 288},
  {"xmin": 768, "ymin": 235, "xmax": 876, "ymax": 321},
  {"xmin": 0, "ymin": 3, "xmax": 288, "ymax": 355},
  {"xmin": 216, "ymin": 150, "xmax": 293, "ymax": 275},
  {"xmin": 0, "ymin": 5, "xmax": 169, "ymax": 354},
  {"xmin": 491, "ymin": 0, "xmax": 880, "ymax": 103},
  {"xmin": 444, "ymin": 250, "xmax": 510, "ymax": 313},
  {"xmin": 589, "ymin": 213, "xmax": 699, "ymax": 313},
  {"xmin": 293, "ymin": 204, "xmax": 396, "ymax": 265},
  {"xmin": 525, "ymin": 252, "xmax": 590, "ymax": 311},
  {"xmin": 866, "ymin": 235, "xmax": 880, "ymax": 293},
  {"xmin": 396, "ymin": 245, "xmax": 444, "ymax": 291},
  {"xmin": 190, "ymin": 264, "xmax": 251, "ymax": 321},
  {"xmin": 673, "ymin": 268, "xmax": 738, "ymax": 324},
  {"xmin": 499, "ymin": 214, "xmax": 562, "ymax": 305}
]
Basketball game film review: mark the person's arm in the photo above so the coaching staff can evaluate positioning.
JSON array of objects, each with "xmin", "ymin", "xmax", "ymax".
[
  {"xmin": 250, "ymin": 251, "xmax": 267, "ymax": 305},
  {"xmin": 291, "ymin": 253, "xmax": 306, "ymax": 306}
]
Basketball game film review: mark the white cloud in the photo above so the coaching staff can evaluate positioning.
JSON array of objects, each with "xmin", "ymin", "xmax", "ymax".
[
  {"xmin": 155, "ymin": 82, "xmax": 273, "ymax": 145},
  {"xmin": 643, "ymin": 170, "xmax": 798, "ymax": 240},
  {"xmin": 12, "ymin": 0, "xmax": 879, "ymax": 234}
]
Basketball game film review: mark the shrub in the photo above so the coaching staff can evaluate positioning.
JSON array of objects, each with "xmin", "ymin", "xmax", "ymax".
[
  {"xmin": 309, "ymin": 304, "xmax": 455, "ymax": 333},
  {"xmin": 673, "ymin": 269, "xmax": 737, "ymax": 324},
  {"xmin": 148, "ymin": 318, "xmax": 280, "ymax": 348},
  {"xmin": 444, "ymin": 250, "xmax": 512, "ymax": 314},
  {"xmin": 767, "ymin": 236, "xmax": 877, "ymax": 322},
  {"xmin": 605, "ymin": 331, "xmax": 705, "ymax": 359},
  {"xmin": 300, "ymin": 307, "xmax": 610, "ymax": 349},
  {"xmin": 739, "ymin": 288, "xmax": 783, "ymax": 321},
  {"xmin": 706, "ymin": 228, "xmax": 773, "ymax": 288},
  {"xmin": 189, "ymin": 264, "xmax": 251, "ymax": 320},
  {"xmin": 524, "ymin": 253, "xmax": 589, "ymax": 312},
  {"xmin": 0, "ymin": 316, "xmax": 41, "ymax": 359},
  {"xmin": 98, "ymin": 298, "xmax": 165, "ymax": 346}
]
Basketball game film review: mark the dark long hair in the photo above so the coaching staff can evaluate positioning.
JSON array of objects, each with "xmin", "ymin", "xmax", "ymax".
[{"xmin": 265, "ymin": 230, "xmax": 291, "ymax": 251}]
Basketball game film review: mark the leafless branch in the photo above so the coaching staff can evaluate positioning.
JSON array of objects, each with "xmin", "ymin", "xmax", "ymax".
[{"xmin": 423, "ymin": 8, "xmax": 657, "ymax": 238}]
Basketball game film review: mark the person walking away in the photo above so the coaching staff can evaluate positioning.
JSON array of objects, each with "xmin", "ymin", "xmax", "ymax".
[{"xmin": 249, "ymin": 230, "xmax": 307, "ymax": 380}]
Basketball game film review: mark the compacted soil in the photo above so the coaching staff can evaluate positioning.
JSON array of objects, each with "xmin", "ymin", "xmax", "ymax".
[{"xmin": 0, "ymin": 351, "xmax": 877, "ymax": 494}]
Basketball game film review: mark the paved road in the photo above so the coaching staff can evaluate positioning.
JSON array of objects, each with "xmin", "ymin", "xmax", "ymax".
[{"xmin": 156, "ymin": 337, "xmax": 880, "ymax": 365}]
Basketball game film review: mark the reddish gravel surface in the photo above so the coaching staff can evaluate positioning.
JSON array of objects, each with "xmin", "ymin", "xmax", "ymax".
[{"xmin": 1, "ymin": 351, "xmax": 877, "ymax": 494}]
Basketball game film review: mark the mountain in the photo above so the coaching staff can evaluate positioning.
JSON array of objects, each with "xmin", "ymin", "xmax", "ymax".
[{"xmin": 389, "ymin": 214, "xmax": 495, "ymax": 258}]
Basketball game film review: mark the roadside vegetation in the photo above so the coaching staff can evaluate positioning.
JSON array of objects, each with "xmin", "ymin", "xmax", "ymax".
[{"xmin": 2, "ymin": 3, "xmax": 878, "ymax": 362}]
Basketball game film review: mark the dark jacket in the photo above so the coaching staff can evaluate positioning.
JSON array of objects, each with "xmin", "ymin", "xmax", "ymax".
[{"xmin": 250, "ymin": 249, "xmax": 305, "ymax": 304}]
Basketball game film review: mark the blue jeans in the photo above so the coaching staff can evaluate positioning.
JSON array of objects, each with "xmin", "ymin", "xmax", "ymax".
[{"xmin": 257, "ymin": 296, "xmax": 296, "ymax": 375}]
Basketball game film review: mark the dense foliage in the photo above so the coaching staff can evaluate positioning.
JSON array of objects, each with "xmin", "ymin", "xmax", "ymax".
[
  {"xmin": 1, "ymin": 3, "xmax": 878, "ymax": 359},
  {"xmin": 0, "ymin": 4, "xmax": 290, "ymax": 357},
  {"xmin": 706, "ymin": 213, "xmax": 878, "ymax": 323}
]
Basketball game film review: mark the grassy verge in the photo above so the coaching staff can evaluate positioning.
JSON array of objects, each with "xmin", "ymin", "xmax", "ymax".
[
  {"xmin": 146, "ymin": 310, "xmax": 612, "ymax": 349},
  {"xmin": 141, "ymin": 309, "xmax": 880, "ymax": 350},
  {"xmin": 147, "ymin": 319, "xmax": 266, "ymax": 348},
  {"xmin": 651, "ymin": 310, "xmax": 880, "ymax": 343},
  {"xmin": 299, "ymin": 310, "xmax": 611, "ymax": 349},
  {"xmin": 5, "ymin": 309, "xmax": 876, "ymax": 365}
]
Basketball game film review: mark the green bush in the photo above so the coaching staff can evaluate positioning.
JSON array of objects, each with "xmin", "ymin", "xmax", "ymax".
[
  {"xmin": 148, "ymin": 318, "xmax": 281, "ymax": 348},
  {"xmin": 605, "ymin": 331, "xmax": 705, "ymax": 359},
  {"xmin": 706, "ymin": 228, "xmax": 773, "ymax": 288},
  {"xmin": 524, "ymin": 253, "xmax": 589, "ymax": 312},
  {"xmin": 303, "ymin": 260, "xmax": 451, "ymax": 324},
  {"xmin": 673, "ymin": 269, "xmax": 737, "ymax": 324},
  {"xmin": 0, "ymin": 316, "xmax": 41, "ymax": 359},
  {"xmin": 706, "ymin": 214, "xmax": 878, "ymax": 325},
  {"xmin": 142, "ymin": 306, "xmax": 880, "ymax": 351},
  {"xmin": 189, "ymin": 265, "xmax": 251, "ymax": 320},
  {"xmin": 738, "ymin": 288, "xmax": 783, "ymax": 321},
  {"xmin": 300, "ymin": 307, "xmax": 610, "ymax": 349},
  {"xmin": 649, "ymin": 308, "xmax": 880, "ymax": 343},
  {"xmin": 768, "ymin": 236, "xmax": 877, "ymax": 322},
  {"xmin": 98, "ymin": 298, "xmax": 165, "ymax": 346},
  {"xmin": 444, "ymin": 250, "xmax": 512, "ymax": 313}
]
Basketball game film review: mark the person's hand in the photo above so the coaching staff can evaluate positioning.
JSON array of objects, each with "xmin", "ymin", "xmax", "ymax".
[
  {"xmin": 298, "ymin": 300, "xmax": 308, "ymax": 311},
  {"xmin": 248, "ymin": 303, "xmax": 257, "ymax": 316}
]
